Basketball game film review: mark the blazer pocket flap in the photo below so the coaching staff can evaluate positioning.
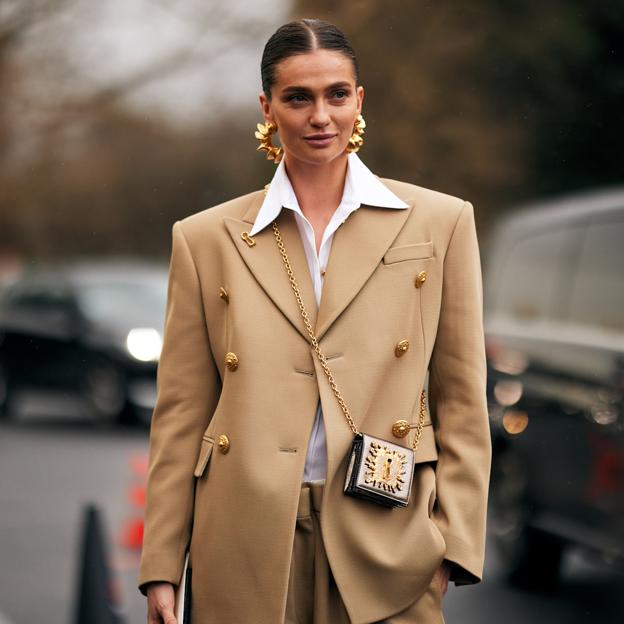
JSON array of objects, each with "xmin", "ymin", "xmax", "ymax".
[
  {"xmin": 383, "ymin": 241, "xmax": 434, "ymax": 264},
  {"xmin": 193, "ymin": 437, "xmax": 215, "ymax": 478},
  {"xmin": 413, "ymin": 424, "xmax": 438, "ymax": 463}
]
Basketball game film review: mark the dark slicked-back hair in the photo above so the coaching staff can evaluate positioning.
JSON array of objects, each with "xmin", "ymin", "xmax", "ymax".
[{"xmin": 261, "ymin": 19, "xmax": 360, "ymax": 99}]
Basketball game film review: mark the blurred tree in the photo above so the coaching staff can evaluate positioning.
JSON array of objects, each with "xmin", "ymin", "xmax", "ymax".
[
  {"xmin": 0, "ymin": 104, "xmax": 269, "ymax": 259},
  {"xmin": 0, "ymin": 0, "xmax": 277, "ymax": 260},
  {"xmin": 3, "ymin": 1, "xmax": 622, "ymax": 259},
  {"xmin": 0, "ymin": 1, "xmax": 77, "ymax": 256},
  {"xmin": 482, "ymin": 1, "xmax": 624, "ymax": 196},
  {"xmin": 0, "ymin": 0, "xmax": 72, "ymax": 168},
  {"xmin": 293, "ymin": 0, "xmax": 624, "ymax": 230}
]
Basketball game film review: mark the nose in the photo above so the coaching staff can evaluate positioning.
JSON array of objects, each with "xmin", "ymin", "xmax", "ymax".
[{"xmin": 309, "ymin": 100, "xmax": 330, "ymax": 128}]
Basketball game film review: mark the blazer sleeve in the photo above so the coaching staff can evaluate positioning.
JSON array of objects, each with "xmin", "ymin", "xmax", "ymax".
[
  {"xmin": 428, "ymin": 200, "xmax": 492, "ymax": 585},
  {"xmin": 138, "ymin": 220, "xmax": 221, "ymax": 595}
]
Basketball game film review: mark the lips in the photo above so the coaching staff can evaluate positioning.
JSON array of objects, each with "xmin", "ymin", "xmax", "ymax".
[{"xmin": 303, "ymin": 133, "xmax": 338, "ymax": 148}]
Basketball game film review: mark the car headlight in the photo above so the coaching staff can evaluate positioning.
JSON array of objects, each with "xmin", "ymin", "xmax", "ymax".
[{"xmin": 126, "ymin": 328, "xmax": 162, "ymax": 362}]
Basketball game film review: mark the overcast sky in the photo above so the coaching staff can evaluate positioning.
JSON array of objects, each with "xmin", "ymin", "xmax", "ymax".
[{"xmin": 20, "ymin": 0, "xmax": 292, "ymax": 126}]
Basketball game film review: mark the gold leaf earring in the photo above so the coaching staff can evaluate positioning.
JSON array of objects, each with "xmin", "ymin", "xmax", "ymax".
[
  {"xmin": 255, "ymin": 121, "xmax": 283, "ymax": 164},
  {"xmin": 346, "ymin": 114, "xmax": 366, "ymax": 153}
]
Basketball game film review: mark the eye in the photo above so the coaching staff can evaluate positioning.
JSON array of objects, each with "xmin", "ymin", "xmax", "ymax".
[
  {"xmin": 333, "ymin": 89, "xmax": 348, "ymax": 99},
  {"xmin": 286, "ymin": 93, "xmax": 308, "ymax": 103}
]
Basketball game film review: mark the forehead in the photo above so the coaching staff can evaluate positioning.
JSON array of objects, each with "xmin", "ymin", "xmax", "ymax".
[{"xmin": 273, "ymin": 49, "xmax": 356, "ymax": 90}]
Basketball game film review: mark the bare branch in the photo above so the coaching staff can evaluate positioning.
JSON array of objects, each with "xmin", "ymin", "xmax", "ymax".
[{"xmin": 0, "ymin": 0, "xmax": 74, "ymax": 48}]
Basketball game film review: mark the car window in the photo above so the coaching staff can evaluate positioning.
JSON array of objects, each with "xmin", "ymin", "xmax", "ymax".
[
  {"xmin": 568, "ymin": 217, "xmax": 624, "ymax": 333},
  {"xmin": 75, "ymin": 279, "xmax": 167, "ymax": 328},
  {"xmin": 492, "ymin": 226, "xmax": 582, "ymax": 322},
  {"xmin": 2, "ymin": 284, "xmax": 70, "ymax": 313}
]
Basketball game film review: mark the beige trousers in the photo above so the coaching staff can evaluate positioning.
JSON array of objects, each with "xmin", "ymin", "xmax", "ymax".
[{"xmin": 284, "ymin": 481, "xmax": 445, "ymax": 624}]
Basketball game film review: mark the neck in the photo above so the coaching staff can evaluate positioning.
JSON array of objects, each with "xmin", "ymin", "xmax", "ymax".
[{"xmin": 284, "ymin": 153, "xmax": 349, "ymax": 221}]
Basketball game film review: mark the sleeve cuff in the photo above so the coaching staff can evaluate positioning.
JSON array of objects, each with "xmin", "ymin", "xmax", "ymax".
[
  {"xmin": 441, "ymin": 533, "xmax": 484, "ymax": 585},
  {"xmin": 138, "ymin": 550, "xmax": 186, "ymax": 596}
]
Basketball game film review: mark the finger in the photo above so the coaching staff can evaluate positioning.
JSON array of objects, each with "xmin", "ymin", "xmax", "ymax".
[
  {"xmin": 147, "ymin": 605, "xmax": 158, "ymax": 624},
  {"xmin": 160, "ymin": 608, "xmax": 177, "ymax": 624},
  {"xmin": 148, "ymin": 610, "xmax": 171, "ymax": 624},
  {"xmin": 148, "ymin": 602, "xmax": 176, "ymax": 624}
]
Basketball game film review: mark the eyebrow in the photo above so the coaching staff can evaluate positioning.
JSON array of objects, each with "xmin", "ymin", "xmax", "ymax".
[{"xmin": 281, "ymin": 81, "xmax": 352, "ymax": 94}]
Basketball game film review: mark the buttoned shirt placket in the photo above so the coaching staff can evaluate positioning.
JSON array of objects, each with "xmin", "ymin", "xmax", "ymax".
[{"xmin": 288, "ymin": 189, "xmax": 360, "ymax": 482}]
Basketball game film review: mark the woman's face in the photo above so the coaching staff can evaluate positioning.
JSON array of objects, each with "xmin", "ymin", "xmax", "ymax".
[{"xmin": 259, "ymin": 49, "xmax": 364, "ymax": 167}]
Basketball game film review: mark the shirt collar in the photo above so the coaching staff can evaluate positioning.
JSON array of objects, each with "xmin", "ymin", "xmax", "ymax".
[{"xmin": 248, "ymin": 152, "xmax": 409, "ymax": 237}]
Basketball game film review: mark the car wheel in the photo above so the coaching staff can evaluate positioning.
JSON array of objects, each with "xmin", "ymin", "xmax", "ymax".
[
  {"xmin": 82, "ymin": 360, "xmax": 127, "ymax": 424},
  {"xmin": 489, "ymin": 447, "xmax": 565, "ymax": 588}
]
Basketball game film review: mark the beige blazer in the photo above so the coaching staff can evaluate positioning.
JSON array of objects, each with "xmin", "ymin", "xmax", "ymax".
[{"xmin": 138, "ymin": 178, "xmax": 492, "ymax": 624}]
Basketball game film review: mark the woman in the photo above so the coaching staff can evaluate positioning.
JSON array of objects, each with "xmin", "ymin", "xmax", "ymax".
[{"xmin": 139, "ymin": 18, "xmax": 491, "ymax": 624}]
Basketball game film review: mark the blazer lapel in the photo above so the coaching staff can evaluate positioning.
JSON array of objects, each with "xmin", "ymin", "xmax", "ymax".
[
  {"xmin": 315, "ymin": 199, "xmax": 414, "ymax": 342},
  {"xmin": 223, "ymin": 193, "xmax": 318, "ymax": 343},
  {"xmin": 223, "ymin": 189, "xmax": 414, "ymax": 344}
]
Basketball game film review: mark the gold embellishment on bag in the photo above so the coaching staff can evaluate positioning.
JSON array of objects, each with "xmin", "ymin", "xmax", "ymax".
[{"xmin": 364, "ymin": 441, "xmax": 408, "ymax": 493}]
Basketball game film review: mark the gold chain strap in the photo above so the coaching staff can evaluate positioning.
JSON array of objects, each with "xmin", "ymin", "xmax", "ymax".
[{"xmin": 271, "ymin": 220, "xmax": 426, "ymax": 451}]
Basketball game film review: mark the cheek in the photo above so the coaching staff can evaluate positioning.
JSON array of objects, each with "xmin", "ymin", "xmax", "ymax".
[
  {"xmin": 337, "ymin": 109, "xmax": 358, "ymax": 131},
  {"xmin": 274, "ymin": 114, "xmax": 301, "ymax": 140},
  {"xmin": 276, "ymin": 125, "xmax": 298, "ymax": 151}
]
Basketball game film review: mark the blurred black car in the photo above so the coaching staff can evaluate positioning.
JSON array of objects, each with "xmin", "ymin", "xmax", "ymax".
[
  {"xmin": 0, "ymin": 259, "xmax": 168, "ymax": 424},
  {"xmin": 483, "ymin": 187, "xmax": 624, "ymax": 586}
]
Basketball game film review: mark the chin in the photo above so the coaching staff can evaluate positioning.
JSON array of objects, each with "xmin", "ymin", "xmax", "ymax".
[{"xmin": 290, "ymin": 146, "xmax": 348, "ymax": 167}]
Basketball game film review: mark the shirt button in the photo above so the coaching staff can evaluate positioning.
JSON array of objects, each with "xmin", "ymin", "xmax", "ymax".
[{"xmin": 320, "ymin": 269, "xmax": 326, "ymax": 276}]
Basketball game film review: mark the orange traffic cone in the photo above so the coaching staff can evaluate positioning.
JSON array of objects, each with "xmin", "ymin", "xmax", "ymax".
[
  {"xmin": 118, "ymin": 452, "xmax": 148, "ymax": 551},
  {"xmin": 118, "ymin": 517, "xmax": 144, "ymax": 550}
]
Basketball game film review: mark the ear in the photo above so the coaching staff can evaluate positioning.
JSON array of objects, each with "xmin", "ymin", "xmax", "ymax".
[
  {"xmin": 258, "ymin": 92, "xmax": 274, "ymax": 124},
  {"xmin": 355, "ymin": 85, "xmax": 364, "ymax": 115}
]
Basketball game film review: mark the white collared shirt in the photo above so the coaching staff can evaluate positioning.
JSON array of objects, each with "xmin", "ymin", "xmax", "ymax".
[{"xmin": 249, "ymin": 152, "xmax": 409, "ymax": 481}]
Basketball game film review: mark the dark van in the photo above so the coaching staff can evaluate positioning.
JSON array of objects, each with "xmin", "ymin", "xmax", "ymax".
[{"xmin": 483, "ymin": 187, "xmax": 624, "ymax": 585}]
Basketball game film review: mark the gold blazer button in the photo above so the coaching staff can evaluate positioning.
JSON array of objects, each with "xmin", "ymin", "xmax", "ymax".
[
  {"xmin": 217, "ymin": 434, "xmax": 230, "ymax": 454},
  {"xmin": 395, "ymin": 340, "xmax": 410, "ymax": 357},
  {"xmin": 415, "ymin": 271, "xmax": 427, "ymax": 288},
  {"xmin": 219, "ymin": 286, "xmax": 229, "ymax": 303},
  {"xmin": 392, "ymin": 419, "xmax": 411, "ymax": 438},
  {"xmin": 225, "ymin": 352, "xmax": 239, "ymax": 371}
]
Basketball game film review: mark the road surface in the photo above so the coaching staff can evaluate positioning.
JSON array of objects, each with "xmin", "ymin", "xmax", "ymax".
[{"xmin": 0, "ymin": 411, "xmax": 622, "ymax": 623}]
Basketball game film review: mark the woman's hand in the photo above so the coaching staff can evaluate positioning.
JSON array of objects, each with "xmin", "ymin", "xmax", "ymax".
[
  {"xmin": 146, "ymin": 581, "xmax": 177, "ymax": 624},
  {"xmin": 434, "ymin": 560, "xmax": 453, "ymax": 597}
]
